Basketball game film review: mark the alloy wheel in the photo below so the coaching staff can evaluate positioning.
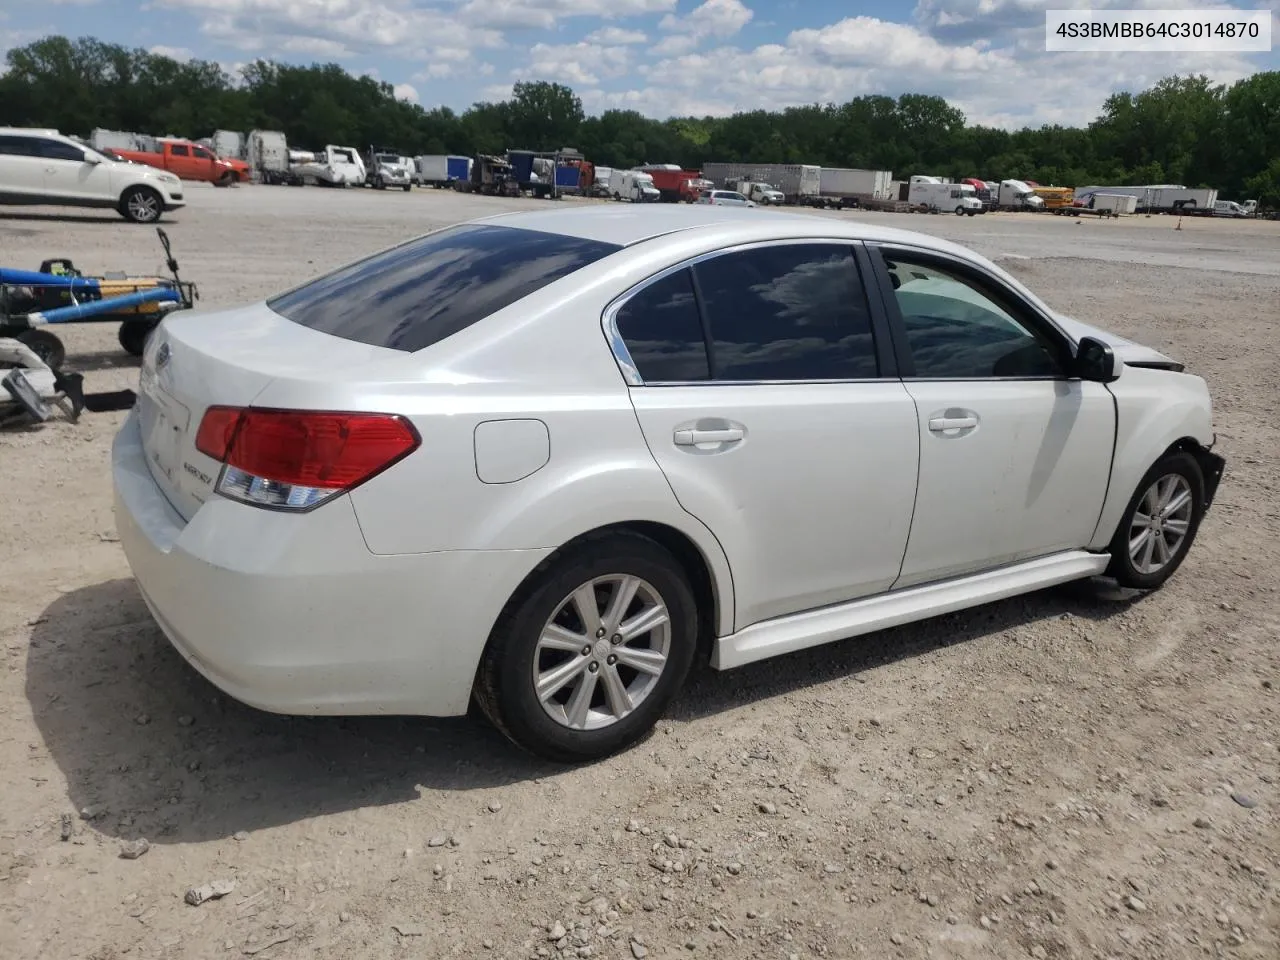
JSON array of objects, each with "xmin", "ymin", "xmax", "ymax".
[
  {"xmin": 533, "ymin": 574, "xmax": 671, "ymax": 731},
  {"xmin": 1128, "ymin": 473, "xmax": 1194, "ymax": 574},
  {"xmin": 128, "ymin": 192, "xmax": 159, "ymax": 222}
]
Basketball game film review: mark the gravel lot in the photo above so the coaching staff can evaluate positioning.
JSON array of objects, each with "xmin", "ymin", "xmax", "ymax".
[{"xmin": 2, "ymin": 185, "xmax": 1278, "ymax": 960}]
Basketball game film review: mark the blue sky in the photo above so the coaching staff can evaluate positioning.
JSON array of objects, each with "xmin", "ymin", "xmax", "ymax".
[{"xmin": 2, "ymin": 1, "xmax": 1277, "ymax": 127}]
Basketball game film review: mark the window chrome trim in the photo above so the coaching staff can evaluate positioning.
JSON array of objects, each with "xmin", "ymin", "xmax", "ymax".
[{"xmin": 600, "ymin": 237, "xmax": 878, "ymax": 387}]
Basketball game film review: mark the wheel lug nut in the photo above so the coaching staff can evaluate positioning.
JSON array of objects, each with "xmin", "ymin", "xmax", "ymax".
[
  {"xmin": 582, "ymin": 645, "xmax": 592, "ymax": 656},
  {"xmin": 596, "ymin": 628, "xmax": 606, "ymax": 639},
  {"xmin": 611, "ymin": 634, "xmax": 622, "ymax": 644},
  {"xmin": 607, "ymin": 655, "xmax": 617, "ymax": 666},
  {"xmin": 588, "ymin": 662, "xmax": 599, "ymax": 673}
]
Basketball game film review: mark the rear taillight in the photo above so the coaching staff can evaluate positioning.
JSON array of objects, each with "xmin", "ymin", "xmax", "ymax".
[{"xmin": 195, "ymin": 406, "xmax": 420, "ymax": 511}]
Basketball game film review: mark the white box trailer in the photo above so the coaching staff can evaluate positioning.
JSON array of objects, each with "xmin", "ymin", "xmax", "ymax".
[
  {"xmin": 1148, "ymin": 187, "xmax": 1218, "ymax": 213},
  {"xmin": 701, "ymin": 162, "xmax": 820, "ymax": 203},
  {"xmin": 89, "ymin": 128, "xmax": 143, "ymax": 152},
  {"xmin": 819, "ymin": 168, "xmax": 893, "ymax": 200},
  {"xmin": 415, "ymin": 154, "xmax": 472, "ymax": 187}
]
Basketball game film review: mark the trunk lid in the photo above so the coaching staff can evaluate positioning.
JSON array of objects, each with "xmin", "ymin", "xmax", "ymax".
[{"xmin": 137, "ymin": 302, "xmax": 405, "ymax": 521}]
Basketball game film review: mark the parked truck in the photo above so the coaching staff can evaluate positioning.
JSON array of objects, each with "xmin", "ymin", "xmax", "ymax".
[
  {"xmin": 701, "ymin": 162, "xmax": 820, "ymax": 205},
  {"xmin": 1072, "ymin": 185, "xmax": 1217, "ymax": 214},
  {"xmin": 115, "ymin": 137, "xmax": 250, "ymax": 186},
  {"xmin": 726, "ymin": 177, "xmax": 785, "ymax": 205},
  {"xmin": 590, "ymin": 166, "xmax": 614, "ymax": 198},
  {"xmin": 635, "ymin": 164, "xmax": 704, "ymax": 202},
  {"xmin": 455, "ymin": 154, "xmax": 518, "ymax": 196},
  {"xmin": 997, "ymin": 179, "xmax": 1045, "ymax": 211},
  {"xmin": 416, "ymin": 155, "xmax": 472, "ymax": 188},
  {"xmin": 908, "ymin": 180, "xmax": 984, "ymax": 216},
  {"xmin": 363, "ymin": 148, "xmax": 413, "ymax": 191},
  {"xmin": 245, "ymin": 130, "xmax": 300, "ymax": 185},
  {"xmin": 608, "ymin": 169, "xmax": 660, "ymax": 202}
]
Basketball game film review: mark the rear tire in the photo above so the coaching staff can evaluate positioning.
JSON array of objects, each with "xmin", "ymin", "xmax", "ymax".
[
  {"xmin": 474, "ymin": 531, "xmax": 699, "ymax": 763},
  {"xmin": 1105, "ymin": 451, "xmax": 1206, "ymax": 590},
  {"xmin": 119, "ymin": 186, "xmax": 163, "ymax": 224}
]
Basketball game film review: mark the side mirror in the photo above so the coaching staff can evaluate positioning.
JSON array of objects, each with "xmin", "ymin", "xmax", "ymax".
[
  {"xmin": 1075, "ymin": 336, "xmax": 1118, "ymax": 382},
  {"xmin": 84, "ymin": 153, "xmax": 102, "ymax": 165}
]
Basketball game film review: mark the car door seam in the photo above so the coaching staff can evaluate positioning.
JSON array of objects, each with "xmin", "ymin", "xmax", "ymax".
[
  {"xmin": 888, "ymin": 380, "xmax": 924, "ymax": 592},
  {"xmin": 1087, "ymin": 384, "xmax": 1122, "ymax": 547}
]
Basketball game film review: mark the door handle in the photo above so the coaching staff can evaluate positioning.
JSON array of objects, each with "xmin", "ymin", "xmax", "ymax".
[
  {"xmin": 674, "ymin": 427, "xmax": 744, "ymax": 446},
  {"xmin": 928, "ymin": 416, "xmax": 978, "ymax": 432}
]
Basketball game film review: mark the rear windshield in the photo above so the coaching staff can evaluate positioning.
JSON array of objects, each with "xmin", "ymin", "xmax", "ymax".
[{"xmin": 267, "ymin": 224, "xmax": 622, "ymax": 352}]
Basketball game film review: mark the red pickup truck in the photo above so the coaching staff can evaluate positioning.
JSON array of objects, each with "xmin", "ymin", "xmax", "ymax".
[{"xmin": 115, "ymin": 138, "xmax": 250, "ymax": 186}]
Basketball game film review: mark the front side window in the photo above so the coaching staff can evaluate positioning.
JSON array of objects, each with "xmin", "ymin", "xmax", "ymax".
[
  {"xmin": 193, "ymin": 146, "xmax": 212, "ymax": 159},
  {"xmin": 883, "ymin": 256, "xmax": 1062, "ymax": 378},
  {"xmin": 694, "ymin": 243, "xmax": 878, "ymax": 381},
  {"xmin": 268, "ymin": 224, "xmax": 621, "ymax": 352},
  {"xmin": 37, "ymin": 139, "xmax": 85, "ymax": 162},
  {"xmin": 613, "ymin": 269, "xmax": 709, "ymax": 382},
  {"xmin": 170, "ymin": 144, "xmax": 190, "ymax": 157}
]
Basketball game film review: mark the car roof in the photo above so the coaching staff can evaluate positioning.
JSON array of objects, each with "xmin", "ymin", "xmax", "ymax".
[
  {"xmin": 0, "ymin": 127, "xmax": 63, "ymax": 137},
  {"xmin": 471, "ymin": 203, "xmax": 977, "ymax": 258}
]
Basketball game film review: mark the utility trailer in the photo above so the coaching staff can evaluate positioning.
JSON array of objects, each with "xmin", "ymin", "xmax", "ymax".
[
  {"xmin": 701, "ymin": 163, "xmax": 821, "ymax": 205},
  {"xmin": 1073, "ymin": 185, "xmax": 1217, "ymax": 215}
]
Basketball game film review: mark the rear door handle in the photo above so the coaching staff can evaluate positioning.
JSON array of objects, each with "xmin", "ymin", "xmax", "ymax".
[
  {"xmin": 674, "ymin": 427, "xmax": 744, "ymax": 446},
  {"xmin": 928, "ymin": 416, "xmax": 978, "ymax": 431}
]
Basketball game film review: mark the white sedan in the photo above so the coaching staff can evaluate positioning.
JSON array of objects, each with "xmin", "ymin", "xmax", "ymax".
[{"xmin": 112, "ymin": 205, "xmax": 1225, "ymax": 762}]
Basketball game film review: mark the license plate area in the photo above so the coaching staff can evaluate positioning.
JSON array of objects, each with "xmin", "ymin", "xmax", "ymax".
[{"xmin": 138, "ymin": 372, "xmax": 191, "ymax": 491}]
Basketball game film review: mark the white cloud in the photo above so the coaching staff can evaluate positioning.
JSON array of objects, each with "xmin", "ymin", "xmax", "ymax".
[
  {"xmin": 651, "ymin": 0, "xmax": 753, "ymax": 55},
  {"xmin": 153, "ymin": 0, "xmax": 506, "ymax": 66},
  {"xmin": 584, "ymin": 26, "xmax": 648, "ymax": 45},
  {"xmin": 392, "ymin": 81, "xmax": 418, "ymax": 101},
  {"xmin": 149, "ymin": 44, "xmax": 195, "ymax": 61},
  {"xmin": 413, "ymin": 63, "xmax": 455, "ymax": 80},
  {"xmin": 514, "ymin": 40, "xmax": 635, "ymax": 86},
  {"xmin": 458, "ymin": 0, "xmax": 674, "ymax": 31}
]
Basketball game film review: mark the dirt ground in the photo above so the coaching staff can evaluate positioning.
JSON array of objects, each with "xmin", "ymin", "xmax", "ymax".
[{"xmin": 1, "ymin": 186, "xmax": 1277, "ymax": 960}]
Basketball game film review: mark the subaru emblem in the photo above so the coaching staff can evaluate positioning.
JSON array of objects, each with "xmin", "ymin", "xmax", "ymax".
[{"xmin": 155, "ymin": 342, "xmax": 171, "ymax": 370}]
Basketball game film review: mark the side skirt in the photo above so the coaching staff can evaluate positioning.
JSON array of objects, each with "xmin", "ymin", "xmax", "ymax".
[{"xmin": 712, "ymin": 550, "xmax": 1110, "ymax": 670}]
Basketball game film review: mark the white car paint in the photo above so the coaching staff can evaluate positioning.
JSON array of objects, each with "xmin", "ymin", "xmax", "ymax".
[
  {"xmin": 111, "ymin": 204, "xmax": 1222, "ymax": 746},
  {"xmin": 0, "ymin": 127, "xmax": 185, "ymax": 219}
]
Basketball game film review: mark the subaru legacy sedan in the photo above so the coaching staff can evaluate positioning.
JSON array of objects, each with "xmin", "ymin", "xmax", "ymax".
[{"xmin": 112, "ymin": 205, "xmax": 1224, "ymax": 762}]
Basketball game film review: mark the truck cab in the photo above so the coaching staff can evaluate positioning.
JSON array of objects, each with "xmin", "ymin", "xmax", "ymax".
[
  {"xmin": 727, "ymin": 178, "xmax": 785, "ymax": 205},
  {"xmin": 365, "ymin": 148, "xmax": 412, "ymax": 191},
  {"xmin": 1213, "ymin": 199, "xmax": 1247, "ymax": 218},
  {"xmin": 997, "ymin": 179, "xmax": 1045, "ymax": 210}
]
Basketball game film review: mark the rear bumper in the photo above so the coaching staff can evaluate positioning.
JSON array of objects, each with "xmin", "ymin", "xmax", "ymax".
[{"xmin": 111, "ymin": 410, "xmax": 550, "ymax": 716}]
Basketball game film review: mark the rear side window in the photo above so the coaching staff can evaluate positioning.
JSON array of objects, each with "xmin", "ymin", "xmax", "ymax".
[
  {"xmin": 170, "ymin": 144, "xmax": 190, "ymax": 157},
  {"xmin": 613, "ymin": 269, "xmax": 709, "ymax": 382},
  {"xmin": 693, "ymin": 244, "xmax": 878, "ymax": 381},
  {"xmin": 267, "ymin": 224, "xmax": 622, "ymax": 352},
  {"xmin": 0, "ymin": 135, "xmax": 42, "ymax": 157}
]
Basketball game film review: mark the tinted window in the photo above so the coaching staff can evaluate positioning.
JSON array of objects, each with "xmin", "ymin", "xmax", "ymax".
[
  {"xmin": 614, "ymin": 269, "xmax": 709, "ymax": 382},
  {"xmin": 694, "ymin": 244, "xmax": 878, "ymax": 381},
  {"xmin": 170, "ymin": 144, "xmax": 189, "ymax": 157},
  {"xmin": 884, "ymin": 257, "xmax": 1061, "ymax": 378},
  {"xmin": 267, "ymin": 224, "xmax": 621, "ymax": 352},
  {"xmin": 192, "ymin": 146, "xmax": 211, "ymax": 159},
  {"xmin": 37, "ymin": 139, "xmax": 85, "ymax": 162},
  {"xmin": 0, "ymin": 135, "xmax": 42, "ymax": 157}
]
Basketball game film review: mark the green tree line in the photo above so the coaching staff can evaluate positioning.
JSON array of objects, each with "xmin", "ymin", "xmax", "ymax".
[{"xmin": 3, "ymin": 35, "xmax": 1278, "ymax": 204}]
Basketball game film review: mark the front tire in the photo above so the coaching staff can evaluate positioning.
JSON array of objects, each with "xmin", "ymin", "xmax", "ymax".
[
  {"xmin": 1106, "ymin": 451, "xmax": 1206, "ymax": 590},
  {"xmin": 119, "ymin": 187, "xmax": 162, "ymax": 224},
  {"xmin": 474, "ymin": 532, "xmax": 699, "ymax": 763}
]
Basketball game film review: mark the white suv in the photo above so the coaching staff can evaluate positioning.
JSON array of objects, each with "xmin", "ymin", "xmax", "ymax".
[{"xmin": 0, "ymin": 127, "xmax": 186, "ymax": 223}]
